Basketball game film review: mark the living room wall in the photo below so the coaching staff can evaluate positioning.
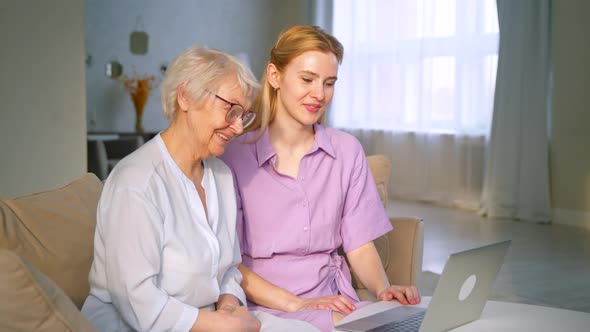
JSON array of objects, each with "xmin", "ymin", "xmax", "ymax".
[
  {"xmin": 85, "ymin": 0, "xmax": 315, "ymax": 134},
  {"xmin": 550, "ymin": 0, "xmax": 590, "ymax": 228},
  {"xmin": 0, "ymin": 0, "xmax": 87, "ymax": 198}
]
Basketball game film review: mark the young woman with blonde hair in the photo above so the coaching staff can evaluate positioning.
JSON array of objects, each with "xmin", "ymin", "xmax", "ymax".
[{"xmin": 221, "ymin": 26, "xmax": 421, "ymax": 332}]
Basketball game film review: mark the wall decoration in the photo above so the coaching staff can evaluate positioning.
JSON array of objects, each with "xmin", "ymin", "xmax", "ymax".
[{"xmin": 130, "ymin": 16, "xmax": 149, "ymax": 55}]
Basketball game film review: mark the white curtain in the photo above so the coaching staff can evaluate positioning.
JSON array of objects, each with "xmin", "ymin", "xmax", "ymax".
[
  {"xmin": 479, "ymin": 0, "xmax": 552, "ymax": 223},
  {"xmin": 342, "ymin": 129, "xmax": 486, "ymax": 210},
  {"xmin": 330, "ymin": 0, "xmax": 499, "ymax": 209}
]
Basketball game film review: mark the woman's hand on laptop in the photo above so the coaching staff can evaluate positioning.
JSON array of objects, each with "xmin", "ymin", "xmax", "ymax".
[
  {"xmin": 288, "ymin": 295, "xmax": 356, "ymax": 314},
  {"xmin": 377, "ymin": 285, "xmax": 421, "ymax": 305}
]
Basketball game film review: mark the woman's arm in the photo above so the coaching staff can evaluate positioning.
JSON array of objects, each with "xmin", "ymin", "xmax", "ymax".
[
  {"xmin": 100, "ymin": 188, "xmax": 202, "ymax": 331},
  {"xmin": 345, "ymin": 241, "xmax": 390, "ymax": 296},
  {"xmin": 239, "ymin": 263, "xmax": 356, "ymax": 314},
  {"xmin": 219, "ymin": 224, "xmax": 248, "ymax": 306},
  {"xmin": 346, "ymin": 241, "xmax": 420, "ymax": 305}
]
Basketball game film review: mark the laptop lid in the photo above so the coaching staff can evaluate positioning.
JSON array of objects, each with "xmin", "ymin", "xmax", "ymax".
[
  {"xmin": 335, "ymin": 240, "xmax": 511, "ymax": 332},
  {"xmin": 419, "ymin": 240, "xmax": 511, "ymax": 332}
]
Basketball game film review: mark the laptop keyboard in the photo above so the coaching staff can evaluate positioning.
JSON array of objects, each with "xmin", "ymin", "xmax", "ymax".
[{"xmin": 367, "ymin": 310, "xmax": 426, "ymax": 332}]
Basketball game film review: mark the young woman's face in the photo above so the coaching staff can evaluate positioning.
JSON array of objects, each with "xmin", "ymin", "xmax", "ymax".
[
  {"xmin": 271, "ymin": 50, "xmax": 339, "ymax": 127},
  {"xmin": 183, "ymin": 79, "xmax": 249, "ymax": 158}
]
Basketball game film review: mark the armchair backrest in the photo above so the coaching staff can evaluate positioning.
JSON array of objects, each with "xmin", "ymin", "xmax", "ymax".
[
  {"xmin": 350, "ymin": 155, "xmax": 424, "ymax": 301},
  {"xmin": 366, "ymin": 154, "xmax": 392, "ymax": 208}
]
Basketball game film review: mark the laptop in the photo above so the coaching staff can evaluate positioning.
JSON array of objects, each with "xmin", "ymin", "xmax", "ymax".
[{"xmin": 335, "ymin": 240, "xmax": 511, "ymax": 332}]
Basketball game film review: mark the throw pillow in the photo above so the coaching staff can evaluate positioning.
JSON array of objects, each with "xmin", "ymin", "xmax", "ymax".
[
  {"xmin": 0, "ymin": 173, "xmax": 103, "ymax": 308},
  {"xmin": 0, "ymin": 249, "xmax": 95, "ymax": 331}
]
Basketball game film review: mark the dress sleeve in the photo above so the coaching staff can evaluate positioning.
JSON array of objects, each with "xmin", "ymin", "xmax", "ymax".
[
  {"xmin": 98, "ymin": 188, "xmax": 199, "ymax": 332},
  {"xmin": 340, "ymin": 148, "xmax": 393, "ymax": 253}
]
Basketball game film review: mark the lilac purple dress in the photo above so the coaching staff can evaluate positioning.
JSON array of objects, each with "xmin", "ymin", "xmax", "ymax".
[{"xmin": 220, "ymin": 124, "xmax": 392, "ymax": 332}]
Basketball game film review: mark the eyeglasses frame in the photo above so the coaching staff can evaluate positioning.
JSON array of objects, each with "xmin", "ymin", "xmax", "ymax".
[{"xmin": 214, "ymin": 94, "xmax": 256, "ymax": 128}]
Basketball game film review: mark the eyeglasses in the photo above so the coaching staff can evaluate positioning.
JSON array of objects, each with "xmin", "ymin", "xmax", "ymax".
[{"xmin": 214, "ymin": 94, "xmax": 256, "ymax": 128}]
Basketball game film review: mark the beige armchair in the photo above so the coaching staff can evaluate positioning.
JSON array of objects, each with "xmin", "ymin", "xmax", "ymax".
[{"xmin": 351, "ymin": 155, "xmax": 424, "ymax": 301}]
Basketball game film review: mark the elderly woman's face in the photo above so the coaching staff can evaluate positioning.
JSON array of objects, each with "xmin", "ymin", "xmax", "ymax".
[{"xmin": 188, "ymin": 79, "xmax": 250, "ymax": 158}]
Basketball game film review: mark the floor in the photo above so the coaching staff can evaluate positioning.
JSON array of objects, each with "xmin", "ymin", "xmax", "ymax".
[{"xmin": 386, "ymin": 199, "xmax": 590, "ymax": 313}]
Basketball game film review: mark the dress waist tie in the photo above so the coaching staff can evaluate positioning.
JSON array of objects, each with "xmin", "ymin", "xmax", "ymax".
[{"xmin": 329, "ymin": 253, "xmax": 361, "ymax": 303}]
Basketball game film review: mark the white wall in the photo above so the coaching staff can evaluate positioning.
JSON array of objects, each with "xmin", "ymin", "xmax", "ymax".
[
  {"xmin": 85, "ymin": 0, "xmax": 314, "ymax": 133},
  {"xmin": 550, "ymin": 0, "xmax": 590, "ymax": 228},
  {"xmin": 0, "ymin": 0, "xmax": 87, "ymax": 198}
]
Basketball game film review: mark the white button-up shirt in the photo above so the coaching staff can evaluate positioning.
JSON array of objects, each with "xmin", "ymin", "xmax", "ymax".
[{"xmin": 83, "ymin": 134, "xmax": 245, "ymax": 332}]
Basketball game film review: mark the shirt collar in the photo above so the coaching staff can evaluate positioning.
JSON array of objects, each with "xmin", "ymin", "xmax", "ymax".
[
  {"xmin": 254, "ymin": 128, "xmax": 276, "ymax": 167},
  {"xmin": 254, "ymin": 123, "xmax": 336, "ymax": 168},
  {"xmin": 310, "ymin": 124, "xmax": 336, "ymax": 158}
]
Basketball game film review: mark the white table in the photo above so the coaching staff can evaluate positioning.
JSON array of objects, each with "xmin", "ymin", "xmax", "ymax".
[{"xmin": 334, "ymin": 296, "xmax": 590, "ymax": 331}]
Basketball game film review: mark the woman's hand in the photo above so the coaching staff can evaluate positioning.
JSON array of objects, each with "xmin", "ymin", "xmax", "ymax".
[
  {"xmin": 287, "ymin": 295, "xmax": 356, "ymax": 314},
  {"xmin": 191, "ymin": 294, "xmax": 260, "ymax": 332},
  {"xmin": 192, "ymin": 306, "xmax": 261, "ymax": 332},
  {"xmin": 377, "ymin": 285, "xmax": 421, "ymax": 305},
  {"xmin": 346, "ymin": 242, "xmax": 421, "ymax": 306},
  {"xmin": 228, "ymin": 306, "xmax": 261, "ymax": 332},
  {"xmin": 216, "ymin": 294, "xmax": 241, "ymax": 314}
]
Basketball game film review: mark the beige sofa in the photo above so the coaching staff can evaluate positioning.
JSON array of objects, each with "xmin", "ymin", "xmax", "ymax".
[{"xmin": 0, "ymin": 155, "xmax": 423, "ymax": 331}]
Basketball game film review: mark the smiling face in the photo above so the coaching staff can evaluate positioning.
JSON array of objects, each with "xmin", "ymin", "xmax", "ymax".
[
  {"xmin": 180, "ymin": 78, "xmax": 251, "ymax": 158},
  {"xmin": 268, "ymin": 50, "xmax": 339, "ymax": 128}
]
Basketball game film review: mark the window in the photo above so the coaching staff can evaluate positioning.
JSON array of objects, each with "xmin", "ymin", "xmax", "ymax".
[{"xmin": 331, "ymin": 0, "xmax": 499, "ymax": 135}]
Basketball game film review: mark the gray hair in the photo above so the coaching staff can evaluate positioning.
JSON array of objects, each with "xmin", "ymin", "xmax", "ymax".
[{"xmin": 160, "ymin": 46, "xmax": 259, "ymax": 119}]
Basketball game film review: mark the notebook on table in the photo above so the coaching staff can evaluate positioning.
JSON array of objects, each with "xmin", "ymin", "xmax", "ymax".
[{"xmin": 335, "ymin": 240, "xmax": 511, "ymax": 332}]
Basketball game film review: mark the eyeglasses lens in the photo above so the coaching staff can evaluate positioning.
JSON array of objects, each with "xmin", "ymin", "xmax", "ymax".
[
  {"xmin": 226, "ymin": 106, "xmax": 242, "ymax": 123},
  {"xmin": 226, "ymin": 105, "xmax": 256, "ymax": 128},
  {"xmin": 242, "ymin": 112, "xmax": 256, "ymax": 128}
]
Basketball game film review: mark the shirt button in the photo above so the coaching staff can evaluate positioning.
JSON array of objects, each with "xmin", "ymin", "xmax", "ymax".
[
  {"xmin": 303, "ymin": 226, "xmax": 309, "ymax": 231},
  {"xmin": 302, "ymin": 201, "xmax": 307, "ymax": 207}
]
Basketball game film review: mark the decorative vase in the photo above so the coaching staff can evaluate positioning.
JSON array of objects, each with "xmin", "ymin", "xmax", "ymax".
[
  {"xmin": 134, "ymin": 110, "xmax": 144, "ymax": 133},
  {"xmin": 129, "ymin": 80, "xmax": 150, "ymax": 133},
  {"xmin": 132, "ymin": 96, "xmax": 146, "ymax": 133},
  {"xmin": 120, "ymin": 74, "xmax": 157, "ymax": 133}
]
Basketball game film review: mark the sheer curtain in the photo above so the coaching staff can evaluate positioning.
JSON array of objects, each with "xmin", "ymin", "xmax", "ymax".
[
  {"xmin": 330, "ymin": 0, "xmax": 499, "ymax": 209},
  {"xmin": 479, "ymin": 0, "xmax": 552, "ymax": 223}
]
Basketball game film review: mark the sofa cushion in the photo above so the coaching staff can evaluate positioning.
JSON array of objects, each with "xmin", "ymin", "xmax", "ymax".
[
  {"xmin": 0, "ymin": 249, "xmax": 96, "ymax": 331},
  {"xmin": 0, "ymin": 173, "xmax": 103, "ymax": 308}
]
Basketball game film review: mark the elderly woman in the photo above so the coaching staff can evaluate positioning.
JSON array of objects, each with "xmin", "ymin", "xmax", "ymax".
[{"xmin": 81, "ymin": 46, "xmax": 315, "ymax": 332}]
